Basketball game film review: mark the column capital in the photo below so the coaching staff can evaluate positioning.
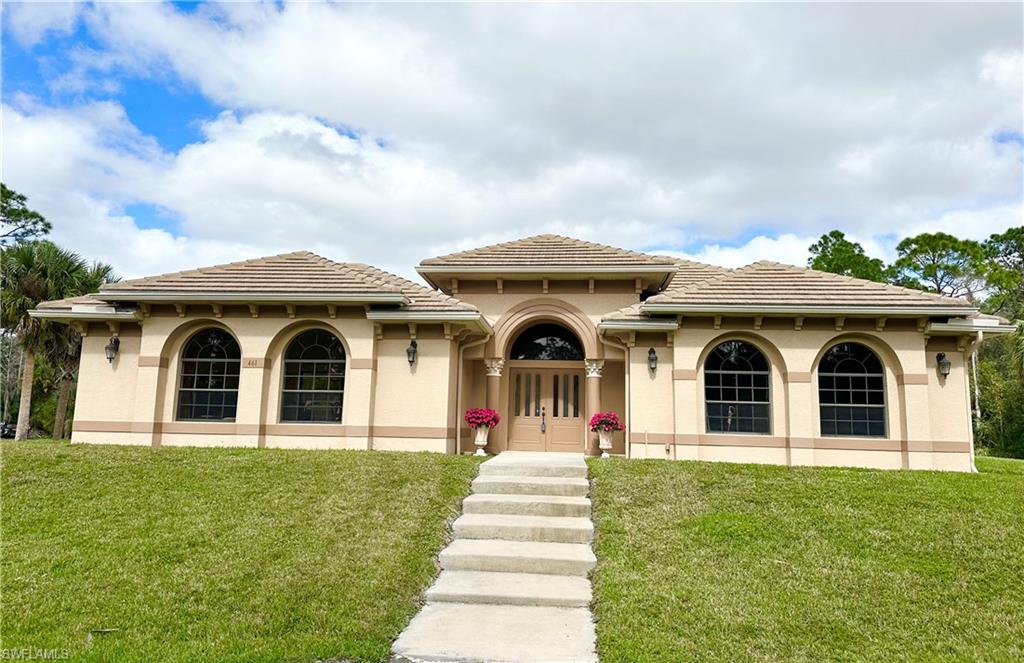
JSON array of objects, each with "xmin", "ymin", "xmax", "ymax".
[
  {"xmin": 483, "ymin": 358, "xmax": 505, "ymax": 377},
  {"xmin": 584, "ymin": 358, "xmax": 605, "ymax": 378}
]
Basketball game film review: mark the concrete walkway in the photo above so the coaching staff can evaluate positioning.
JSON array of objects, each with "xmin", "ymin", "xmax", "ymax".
[{"xmin": 392, "ymin": 452, "xmax": 598, "ymax": 663}]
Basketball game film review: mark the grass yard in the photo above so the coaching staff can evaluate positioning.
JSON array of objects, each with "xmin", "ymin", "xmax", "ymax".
[
  {"xmin": 588, "ymin": 455, "xmax": 1024, "ymax": 663},
  {"xmin": 1, "ymin": 440, "xmax": 481, "ymax": 663}
]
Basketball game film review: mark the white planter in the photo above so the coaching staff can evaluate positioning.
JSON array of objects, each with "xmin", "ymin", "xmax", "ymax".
[
  {"xmin": 473, "ymin": 426, "xmax": 490, "ymax": 456},
  {"xmin": 598, "ymin": 430, "xmax": 613, "ymax": 458}
]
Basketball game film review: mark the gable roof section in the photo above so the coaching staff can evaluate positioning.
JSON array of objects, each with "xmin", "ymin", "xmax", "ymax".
[
  {"xmin": 642, "ymin": 261, "xmax": 976, "ymax": 315},
  {"xmin": 34, "ymin": 252, "xmax": 477, "ymax": 318},
  {"xmin": 419, "ymin": 234, "xmax": 680, "ymax": 269}
]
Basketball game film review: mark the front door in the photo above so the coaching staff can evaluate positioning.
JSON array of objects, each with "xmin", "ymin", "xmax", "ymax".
[{"xmin": 508, "ymin": 365, "xmax": 585, "ymax": 452}]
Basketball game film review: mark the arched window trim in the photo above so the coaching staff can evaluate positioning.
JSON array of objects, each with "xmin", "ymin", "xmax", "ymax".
[
  {"xmin": 817, "ymin": 341, "xmax": 887, "ymax": 438},
  {"xmin": 703, "ymin": 339, "xmax": 772, "ymax": 435},
  {"xmin": 508, "ymin": 322, "xmax": 585, "ymax": 361},
  {"xmin": 280, "ymin": 328, "xmax": 347, "ymax": 423},
  {"xmin": 176, "ymin": 327, "xmax": 241, "ymax": 422}
]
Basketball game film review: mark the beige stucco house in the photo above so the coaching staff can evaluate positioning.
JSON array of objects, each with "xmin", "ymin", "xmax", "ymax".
[{"xmin": 32, "ymin": 235, "xmax": 1012, "ymax": 471}]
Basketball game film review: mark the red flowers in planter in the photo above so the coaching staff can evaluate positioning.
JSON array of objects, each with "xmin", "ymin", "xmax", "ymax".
[
  {"xmin": 464, "ymin": 408, "xmax": 501, "ymax": 429},
  {"xmin": 589, "ymin": 411, "xmax": 624, "ymax": 432}
]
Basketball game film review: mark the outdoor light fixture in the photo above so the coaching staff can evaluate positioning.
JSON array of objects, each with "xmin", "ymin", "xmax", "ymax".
[
  {"xmin": 407, "ymin": 339, "xmax": 418, "ymax": 366},
  {"xmin": 647, "ymin": 347, "xmax": 658, "ymax": 371},
  {"xmin": 104, "ymin": 336, "xmax": 120, "ymax": 364},
  {"xmin": 936, "ymin": 352, "xmax": 951, "ymax": 378}
]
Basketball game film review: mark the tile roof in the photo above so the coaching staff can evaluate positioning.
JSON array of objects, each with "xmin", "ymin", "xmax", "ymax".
[
  {"xmin": 79, "ymin": 251, "xmax": 475, "ymax": 312},
  {"xmin": 35, "ymin": 295, "xmax": 110, "ymax": 310},
  {"xmin": 645, "ymin": 261, "xmax": 973, "ymax": 311},
  {"xmin": 419, "ymin": 234, "xmax": 680, "ymax": 268}
]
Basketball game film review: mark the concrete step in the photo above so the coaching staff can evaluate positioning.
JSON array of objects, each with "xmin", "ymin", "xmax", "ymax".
[
  {"xmin": 463, "ymin": 493, "xmax": 592, "ymax": 518},
  {"xmin": 479, "ymin": 459, "xmax": 588, "ymax": 479},
  {"xmin": 439, "ymin": 538, "xmax": 596, "ymax": 576},
  {"xmin": 453, "ymin": 513, "xmax": 594, "ymax": 544},
  {"xmin": 393, "ymin": 602, "xmax": 597, "ymax": 663},
  {"xmin": 425, "ymin": 570, "xmax": 592, "ymax": 607},
  {"xmin": 473, "ymin": 474, "xmax": 590, "ymax": 497}
]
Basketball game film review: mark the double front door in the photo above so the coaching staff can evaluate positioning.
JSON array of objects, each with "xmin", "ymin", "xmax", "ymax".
[{"xmin": 508, "ymin": 364, "xmax": 585, "ymax": 452}]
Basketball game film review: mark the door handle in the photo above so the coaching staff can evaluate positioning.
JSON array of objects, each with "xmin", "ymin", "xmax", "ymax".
[{"xmin": 540, "ymin": 406, "xmax": 546, "ymax": 433}]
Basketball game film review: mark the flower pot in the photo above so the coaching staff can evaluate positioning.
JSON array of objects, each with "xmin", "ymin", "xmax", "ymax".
[
  {"xmin": 473, "ymin": 426, "xmax": 490, "ymax": 456},
  {"xmin": 598, "ymin": 430, "xmax": 613, "ymax": 458}
]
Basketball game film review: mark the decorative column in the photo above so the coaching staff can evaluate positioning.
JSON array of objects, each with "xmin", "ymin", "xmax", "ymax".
[
  {"xmin": 584, "ymin": 359, "xmax": 604, "ymax": 455},
  {"xmin": 483, "ymin": 358, "xmax": 505, "ymax": 413}
]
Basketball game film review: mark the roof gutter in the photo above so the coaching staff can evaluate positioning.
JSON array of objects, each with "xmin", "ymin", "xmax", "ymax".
[
  {"xmin": 29, "ymin": 309, "xmax": 141, "ymax": 322},
  {"xmin": 364, "ymin": 309, "xmax": 494, "ymax": 334},
  {"xmin": 597, "ymin": 319, "xmax": 679, "ymax": 332},
  {"xmin": 927, "ymin": 320, "xmax": 1017, "ymax": 335}
]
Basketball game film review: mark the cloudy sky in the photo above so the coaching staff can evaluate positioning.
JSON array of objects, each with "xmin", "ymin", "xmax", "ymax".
[{"xmin": 2, "ymin": 2, "xmax": 1021, "ymax": 280}]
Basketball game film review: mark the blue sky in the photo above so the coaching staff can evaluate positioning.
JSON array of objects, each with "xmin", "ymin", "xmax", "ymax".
[{"xmin": 2, "ymin": 2, "xmax": 1021, "ymax": 279}]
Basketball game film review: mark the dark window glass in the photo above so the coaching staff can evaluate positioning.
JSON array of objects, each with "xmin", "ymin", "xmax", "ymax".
[
  {"xmin": 704, "ymin": 340, "xmax": 771, "ymax": 434},
  {"xmin": 818, "ymin": 342, "xmax": 886, "ymax": 437},
  {"xmin": 281, "ymin": 329, "xmax": 346, "ymax": 423},
  {"xmin": 509, "ymin": 323, "xmax": 584, "ymax": 360},
  {"xmin": 177, "ymin": 328, "xmax": 241, "ymax": 421}
]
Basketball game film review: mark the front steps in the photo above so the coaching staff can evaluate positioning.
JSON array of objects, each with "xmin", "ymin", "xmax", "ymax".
[{"xmin": 392, "ymin": 451, "xmax": 598, "ymax": 663}]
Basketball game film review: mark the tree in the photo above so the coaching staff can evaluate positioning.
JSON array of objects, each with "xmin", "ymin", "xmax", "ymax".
[
  {"xmin": 892, "ymin": 232, "xmax": 988, "ymax": 300},
  {"xmin": 1, "ymin": 184, "xmax": 51, "ymax": 246},
  {"xmin": 808, "ymin": 231, "xmax": 892, "ymax": 282},
  {"xmin": 46, "ymin": 261, "xmax": 117, "ymax": 438},
  {"xmin": 0, "ymin": 242, "xmax": 93, "ymax": 440},
  {"xmin": 983, "ymin": 226, "xmax": 1024, "ymax": 321}
]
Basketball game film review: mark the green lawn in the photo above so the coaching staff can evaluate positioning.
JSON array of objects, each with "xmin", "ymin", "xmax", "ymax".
[
  {"xmin": 588, "ymin": 455, "xmax": 1024, "ymax": 662},
  {"xmin": 1, "ymin": 440, "xmax": 481, "ymax": 663}
]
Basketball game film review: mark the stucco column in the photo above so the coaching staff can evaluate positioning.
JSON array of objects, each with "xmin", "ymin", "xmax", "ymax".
[
  {"xmin": 483, "ymin": 359, "xmax": 504, "ymax": 411},
  {"xmin": 584, "ymin": 359, "xmax": 604, "ymax": 455}
]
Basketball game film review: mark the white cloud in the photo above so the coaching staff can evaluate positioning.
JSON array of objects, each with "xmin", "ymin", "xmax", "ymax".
[
  {"xmin": 3, "ymin": 1, "xmax": 82, "ymax": 47},
  {"xmin": 1, "ymin": 3, "xmax": 1021, "ymax": 281},
  {"xmin": 669, "ymin": 234, "xmax": 817, "ymax": 270}
]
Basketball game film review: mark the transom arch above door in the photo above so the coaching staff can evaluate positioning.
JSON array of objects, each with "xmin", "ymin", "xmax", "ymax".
[
  {"xmin": 490, "ymin": 298, "xmax": 601, "ymax": 359},
  {"xmin": 509, "ymin": 322, "xmax": 585, "ymax": 361}
]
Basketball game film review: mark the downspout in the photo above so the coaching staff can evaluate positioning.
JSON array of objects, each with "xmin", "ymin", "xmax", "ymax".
[
  {"xmin": 456, "ymin": 330, "xmax": 492, "ymax": 455},
  {"xmin": 599, "ymin": 332, "xmax": 631, "ymax": 459},
  {"xmin": 968, "ymin": 330, "xmax": 983, "ymax": 473}
]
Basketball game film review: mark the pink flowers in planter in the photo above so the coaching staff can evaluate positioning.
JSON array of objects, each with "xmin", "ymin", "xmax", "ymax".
[
  {"xmin": 589, "ymin": 411, "xmax": 624, "ymax": 433},
  {"xmin": 464, "ymin": 408, "xmax": 501, "ymax": 429}
]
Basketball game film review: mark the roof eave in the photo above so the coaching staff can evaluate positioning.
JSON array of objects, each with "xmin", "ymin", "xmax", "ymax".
[
  {"xmin": 416, "ymin": 265, "xmax": 677, "ymax": 277},
  {"xmin": 640, "ymin": 303, "xmax": 978, "ymax": 317},
  {"xmin": 96, "ymin": 291, "xmax": 408, "ymax": 305}
]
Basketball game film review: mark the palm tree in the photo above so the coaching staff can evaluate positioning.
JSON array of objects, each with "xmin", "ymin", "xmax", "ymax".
[
  {"xmin": 0, "ymin": 242, "xmax": 94, "ymax": 440},
  {"xmin": 46, "ymin": 261, "xmax": 117, "ymax": 438}
]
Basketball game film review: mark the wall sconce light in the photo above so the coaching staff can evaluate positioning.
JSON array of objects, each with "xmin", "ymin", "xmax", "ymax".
[
  {"xmin": 407, "ymin": 339, "xmax": 418, "ymax": 366},
  {"xmin": 936, "ymin": 352, "xmax": 951, "ymax": 378},
  {"xmin": 647, "ymin": 347, "xmax": 658, "ymax": 371},
  {"xmin": 104, "ymin": 336, "xmax": 120, "ymax": 364}
]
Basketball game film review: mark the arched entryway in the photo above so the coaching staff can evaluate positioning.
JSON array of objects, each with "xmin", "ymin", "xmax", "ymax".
[{"xmin": 505, "ymin": 322, "xmax": 588, "ymax": 452}]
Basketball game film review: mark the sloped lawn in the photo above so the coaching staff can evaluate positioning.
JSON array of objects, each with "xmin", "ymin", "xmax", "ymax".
[
  {"xmin": 1, "ymin": 440, "xmax": 481, "ymax": 662},
  {"xmin": 588, "ymin": 455, "xmax": 1024, "ymax": 662}
]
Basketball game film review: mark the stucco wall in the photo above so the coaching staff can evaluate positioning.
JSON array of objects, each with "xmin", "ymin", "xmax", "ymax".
[
  {"xmin": 70, "ymin": 311, "xmax": 456, "ymax": 452},
  {"xmin": 625, "ymin": 317, "xmax": 973, "ymax": 471}
]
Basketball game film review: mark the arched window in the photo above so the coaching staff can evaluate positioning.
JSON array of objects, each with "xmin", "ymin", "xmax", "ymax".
[
  {"xmin": 509, "ymin": 323, "xmax": 584, "ymax": 360},
  {"xmin": 281, "ymin": 329, "xmax": 346, "ymax": 423},
  {"xmin": 818, "ymin": 342, "xmax": 886, "ymax": 437},
  {"xmin": 704, "ymin": 340, "xmax": 771, "ymax": 434},
  {"xmin": 177, "ymin": 328, "xmax": 241, "ymax": 421}
]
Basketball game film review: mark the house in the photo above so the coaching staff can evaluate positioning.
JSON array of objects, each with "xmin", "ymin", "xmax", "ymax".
[{"xmin": 31, "ymin": 234, "xmax": 1013, "ymax": 471}]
